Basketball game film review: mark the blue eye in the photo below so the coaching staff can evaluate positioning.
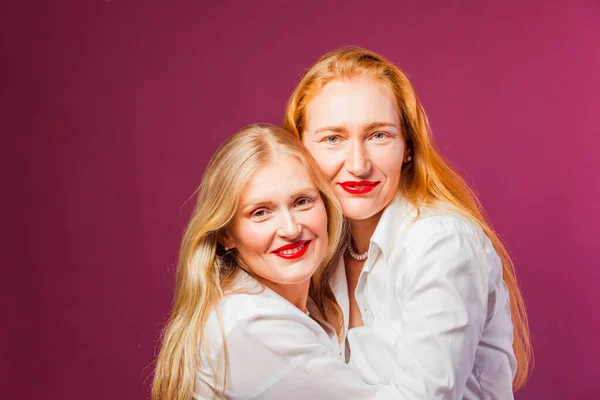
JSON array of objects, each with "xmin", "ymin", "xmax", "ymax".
[
  {"xmin": 325, "ymin": 136, "xmax": 340, "ymax": 144},
  {"xmin": 373, "ymin": 132, "xmax": 387, "ymax": 140}
]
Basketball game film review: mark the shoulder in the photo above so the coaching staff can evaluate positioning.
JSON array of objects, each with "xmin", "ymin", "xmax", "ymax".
[
  {"xmin": 200, "ymin": 290, "xmax": 313, "ymax": 367},
  {"xmin": 197, "ymin": 292, "xmax": 338, "ymax": 399},
  {"xmin": 205, "ymin": 291, "xmax": 296, "ymax": 338},
  {"xmin": 205, "ymin": 287, "xmax": 328, "ymax": 347},
  {"xmin": 203, "ymin": 291, "xmax": 336, "ymax": 367},
  {"xmin": 384, "ymin": 197, "xmax": 487, "ymax": 251},
  {"xmin": 407, "ymin": 214, "xmax": 483, "ymax": 238},
  {"xmin": 408, "ymin": 208, "xmax": 483, "ymax": 242},
  {"xmin": 391, "ymin": 203, "xmax": 496, "ymax": 264}
]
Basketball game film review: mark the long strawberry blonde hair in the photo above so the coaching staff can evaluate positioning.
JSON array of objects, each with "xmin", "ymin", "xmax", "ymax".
[
  {"xmin": 152, "ymin": 124, "xmax": 346, "ymax": 399},
  {"xmin": 283, "ymin": 47, "xmax": 532, "ymax": 389}
]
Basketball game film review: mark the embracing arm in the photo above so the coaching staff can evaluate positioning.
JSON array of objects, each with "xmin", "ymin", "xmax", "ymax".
[
  {"xmin": 198, "ymin": 311, "xmax": 382, "ymax": 399},
  {"xmin": 375, "ymin": 224, "xmax": 493, "ymax": 400}
]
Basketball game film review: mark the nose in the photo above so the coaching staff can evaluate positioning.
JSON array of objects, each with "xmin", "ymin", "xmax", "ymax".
[
  {"xmin": 345, "ymin": 139, "xmax": 371, "ymax": 177},
  {"xmin": 277, "ymin": 209, "xmax": 302, "ymax": 240}
]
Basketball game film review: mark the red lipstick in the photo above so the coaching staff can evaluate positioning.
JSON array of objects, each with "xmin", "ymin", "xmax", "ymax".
[
  {"xmin": 339, "ymin": 181, "xmax": 379, "ymax": 194},
  {"xmin": 272, "ymin": 240, "xmax": 311, "ymax": 260}
]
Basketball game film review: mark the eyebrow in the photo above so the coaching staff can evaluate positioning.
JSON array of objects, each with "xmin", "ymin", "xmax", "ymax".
[
  {"xmin": 313, "ymin": 121, "xmax": 397, "ymax": 135},
  {"xmin": 242, "ymin": 188, "xmax": 319, "ymax": 210}
]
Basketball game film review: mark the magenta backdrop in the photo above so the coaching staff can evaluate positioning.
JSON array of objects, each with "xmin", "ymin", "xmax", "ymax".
[{"xmin": 3, "ymin": 0, "xmax": 599, "ymax": 399}]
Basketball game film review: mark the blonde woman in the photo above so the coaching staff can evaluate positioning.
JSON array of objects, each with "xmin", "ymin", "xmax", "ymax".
[
  {"xmin": 152, "ymin": 124, "xmax": 380, "ymax": 399},
  {"xmin": 284, "ymin": 48, "xmax": 532, "ymax": 399}
]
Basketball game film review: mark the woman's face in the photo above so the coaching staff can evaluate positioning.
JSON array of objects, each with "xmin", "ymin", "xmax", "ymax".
[
  {"xmin": 224, "ymin": 155, "xmax": 329, "ymax": 289},
  {"xmin": 302, "ymin": 77, "xmax": 407, "ymax": 223}
]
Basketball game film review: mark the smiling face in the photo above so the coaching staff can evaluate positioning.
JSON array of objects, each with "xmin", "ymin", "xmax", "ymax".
[
  {"xmin": 223, "ymin": 154, "xmax": 329, "ymax": 292},
  {"xmin": 302, "ymin": 77, "xmax": 408, "ymax": 223}
]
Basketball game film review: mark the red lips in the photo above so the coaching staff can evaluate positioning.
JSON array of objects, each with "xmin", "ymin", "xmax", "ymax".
[
  {"xmin": 272, "ymin": 240, "xmax": 311, "ymax": 260},
  {"xmin": 339, "ymin": 180, "xmax": 379, "ymax": 194}
]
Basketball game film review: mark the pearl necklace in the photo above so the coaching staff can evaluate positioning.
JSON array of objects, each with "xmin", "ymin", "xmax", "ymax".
[{"xmin": 347, "ymin": 243, "xmax": 368, "ymax": 261}]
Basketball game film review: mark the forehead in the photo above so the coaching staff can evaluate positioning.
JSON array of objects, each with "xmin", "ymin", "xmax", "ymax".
[
  {"xmin": 241, "ymin": 155, "xmax": 315, "ymax": 201},
  {"xmin": 305, "ymin": 77, "xmax": 400, "ymax": 131}
]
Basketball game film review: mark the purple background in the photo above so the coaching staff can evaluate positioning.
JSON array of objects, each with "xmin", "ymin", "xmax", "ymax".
[{"xmin": 3, "ymin": 1, "xmax": 599, "ymax": 399}]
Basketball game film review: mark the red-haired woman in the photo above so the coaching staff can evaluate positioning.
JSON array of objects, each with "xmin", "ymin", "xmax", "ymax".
[{"xmin": 284, "ymin": 47, "xmax": 532, "ymax": 399}]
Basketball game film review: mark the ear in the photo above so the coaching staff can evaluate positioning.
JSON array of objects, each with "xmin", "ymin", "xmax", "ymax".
[{"xmin": 219, "ymin": 230, "xmax": 236, "ymax": 250}]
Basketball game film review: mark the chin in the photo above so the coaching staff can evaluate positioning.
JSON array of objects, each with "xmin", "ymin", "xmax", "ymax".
[
  {"xmin": 340, "ymin": 199, "xmax": 381, "ymax": 221},
  {"xmin": 279, "ymin": 259, "xmax": 320, "ymax": 285},
  {"xmin": 277, "ymin": 272, "xmax": 313, "ymax": 286}
]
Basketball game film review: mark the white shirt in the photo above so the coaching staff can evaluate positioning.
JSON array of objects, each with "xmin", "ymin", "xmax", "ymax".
[
  {"xmin": 330, "ymin": 195, "xmax": 517, "ymax": 400},
  {"xmin": 194, "ymin": 272, "xmax": 382, "ymax": 399}
]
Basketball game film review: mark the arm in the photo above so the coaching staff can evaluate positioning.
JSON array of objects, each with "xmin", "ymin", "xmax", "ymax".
[
  {"xmin": 207, "ymin": 313, "xmax": 382, "ymax": 399},
  {"xmin": 375, "ymin": 225, "xmax": 490, "ymax": 400}
]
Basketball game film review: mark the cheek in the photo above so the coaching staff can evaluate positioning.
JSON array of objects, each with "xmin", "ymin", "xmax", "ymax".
[
  {"xmin": 375, "ymin": 145, "xmax": 404, "ymax": 181},
  {"xmin": 385, "ymin": 157, "xmax": 404, "ymax": 183},
  {"xmin": 233, "ymin": 222, "xmax": 272, "ymax": 255},
  {"xmin": 305, "ymin": 205, "xmax": 329, "ymax": 240}
]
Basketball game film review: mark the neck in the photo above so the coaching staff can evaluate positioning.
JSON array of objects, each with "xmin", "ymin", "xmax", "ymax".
[
  {"xmin": 349, "ymin": 210, "xmax": 383, "ymax": 253},
  {"xmin": 261, "ymin": 279, "xmax": 310, "ymax": 313}
]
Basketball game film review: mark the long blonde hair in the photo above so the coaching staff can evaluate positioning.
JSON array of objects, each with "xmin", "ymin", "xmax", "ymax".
[
  {"xmin": 283, "ymin": 47, "xmax": 532, "ymax": 389},
  {"xmin": 152, "ymin": 124, "xmax": 346, "ymax": 399}
]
